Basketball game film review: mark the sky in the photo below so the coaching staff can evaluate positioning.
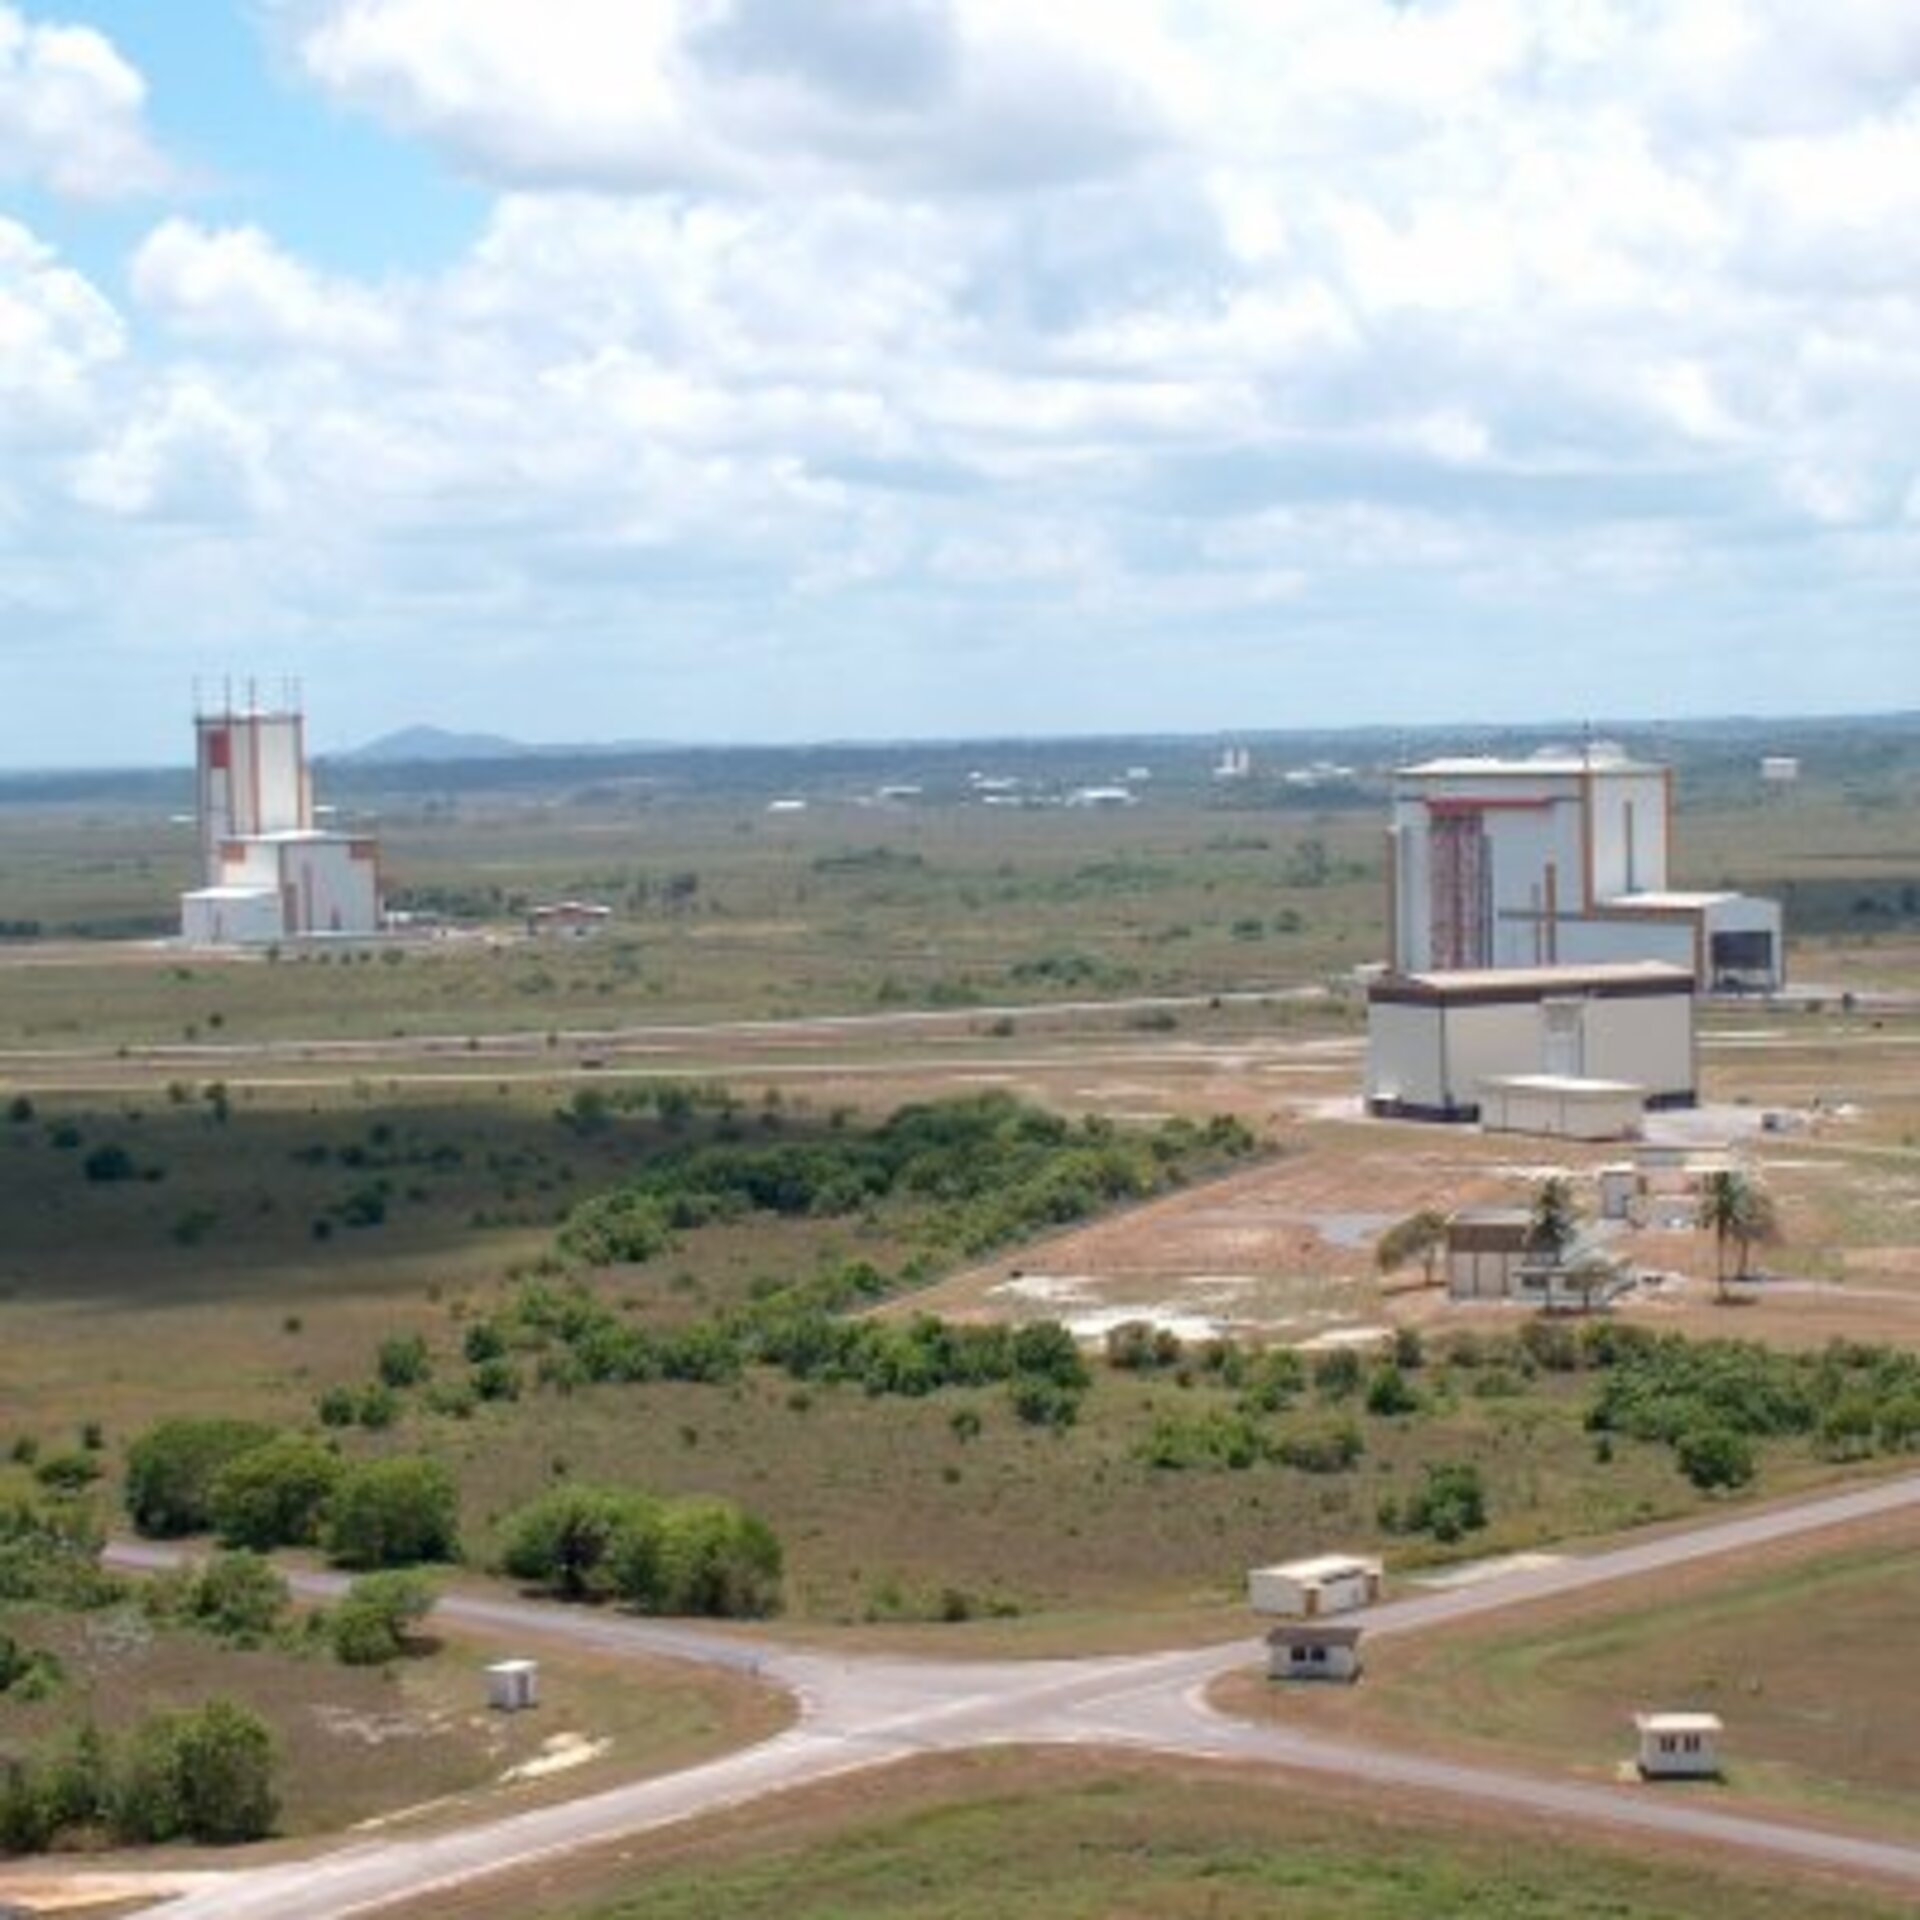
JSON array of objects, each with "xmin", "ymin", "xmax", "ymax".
[{"xmin": 3, "ymin": 1, "xmax": 1919, "ymax": 765}]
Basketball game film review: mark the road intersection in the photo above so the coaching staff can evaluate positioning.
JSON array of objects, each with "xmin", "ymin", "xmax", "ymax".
[{"xmin": 86, "ymin": 1468, "xmax": 1920, "ymax": 1918}]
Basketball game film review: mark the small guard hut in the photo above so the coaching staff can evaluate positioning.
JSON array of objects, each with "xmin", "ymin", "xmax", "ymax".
[{"xmin": 1265, "ymin": 1620, "xmax": 1363, "ymax": 1683}]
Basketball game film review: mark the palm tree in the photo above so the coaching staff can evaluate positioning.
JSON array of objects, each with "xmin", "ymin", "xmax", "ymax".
[{"xmin": 1695, "ymin": 1169, "xmax": 1776, "ymax": 1301}]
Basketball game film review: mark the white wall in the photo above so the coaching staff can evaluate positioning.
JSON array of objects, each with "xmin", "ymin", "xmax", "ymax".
[
  {"xmin": 1365, "ymin": 999, "xmax": 1447, "ymax": 1107},
  {"xmin": 1582, "ymin": 993, "xmax": 1694, "ymax": 1099},
  {"xmin": 1439, "ymin": 1000, "xmax": 1542, "ymax": 1101},
  {"xmin": 1588, "ymin": 771, "xmax": 1670, "ymax": 898},
  {"xmin": 278, "ymin": 838, "xmax": 379, "ymax": 936},
  {"xmin": 1556, "ymin": 914, "xmax": 1698, "ymax": 973},
  {"xmin": 181, "ymin": 888, "xmax": 282, "ymax": 945}
]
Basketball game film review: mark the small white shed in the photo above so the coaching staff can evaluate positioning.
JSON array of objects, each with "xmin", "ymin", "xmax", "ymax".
[
  {"xmin": 486, "ymin": 1659, "xmax": 539, "ymax": 1712},
  {"xmin": 1634, "ymin": 1711, "xmax": 1721, "ymax": 1778},
  {"xmin": 1248, "ymin": 1554, "xmax": 1383, "ymax": 1618},
  {"xmin": 1266, "ymin": 1621, "xmax": 1363, "ymax": 1683}
]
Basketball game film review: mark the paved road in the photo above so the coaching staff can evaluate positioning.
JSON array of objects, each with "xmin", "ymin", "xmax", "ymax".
[{"xmin": 85, "ymin": 1469, "xmax": 1920, "ymax": 1918}]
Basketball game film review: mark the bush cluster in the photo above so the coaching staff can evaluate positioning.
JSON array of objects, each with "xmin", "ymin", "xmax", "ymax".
[
  {"xmin": 124, "ymin": 1420, "xmax": 459, "ymax": 1567},
  {"xmin": 556, "ymin": 1094, "xmax": 1256, "ymax": 1270},
  {"xmin": 500, "ymin": 1484, "xmax": 783, "ymax": 1617},
  {"xmin": 0, "ymin": 1701, "xmax": 276, "ymax": 1854}
]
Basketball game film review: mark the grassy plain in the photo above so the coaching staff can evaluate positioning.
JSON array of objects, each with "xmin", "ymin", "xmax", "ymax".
[
  {"xmin": 0, "ymin": 1599, "xmax": 785, "ymax": 1843},
  {"xmin": 405, "ymin": 1749, "xmax": 1917, "ymax": 1920}
]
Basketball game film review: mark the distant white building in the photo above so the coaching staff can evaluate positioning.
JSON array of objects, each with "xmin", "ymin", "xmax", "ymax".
[
  {"xmin": 1385, "ymin": 747, "xmax": 1782, "ymax": 991},
  {"xmin": 179, "ymin": 697, "xmax": 380, "ymax": 945},
  {"xmin": 1759, "ymin": 756, "xmax": 1800, "ymax": 784}
]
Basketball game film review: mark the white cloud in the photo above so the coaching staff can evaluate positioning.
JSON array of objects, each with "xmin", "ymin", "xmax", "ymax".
[
  {"xmin": 70, "ymin": 378, "xmax": 280, "ymax": 521},
  {"xmin": 131, "ymin": 220, "xmax": 401, "ymax": 355},
  {"xmin": 280, "ymin": 0, "xmax": 1167, "ymax": 193},
  {"xmin": 0, "ymin": 217, "xmax": 122, "ymax": 428},
  {"xmin": 15, "ymin": 2, "xmax": 1920, "ymax": 758},
  {"xmin": 0, "ymin": 4, "xmax": 173, "ymax": 198}
]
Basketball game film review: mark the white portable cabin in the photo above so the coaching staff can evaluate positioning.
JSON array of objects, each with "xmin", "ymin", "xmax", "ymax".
[
  {"xmin": 1266, "ymin": 1621, "xmax": 1363, "ymax": 1683},
  {"xmin": 486, "ymin": 1659, "xmax": 539, "ymax": 1712},
  {"xmin": 1248, "ymin": 1554, "xmax": 1383, "ymax": 1619},
  {"xmin": 1635, "ymin": 1711, "xmax": 1721, "ymax": 1778}
]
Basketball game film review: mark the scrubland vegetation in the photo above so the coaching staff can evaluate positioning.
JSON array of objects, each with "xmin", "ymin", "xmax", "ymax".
[{"xmin": 7, "ymin": 733, "xmax": 1920, "ymax": 1866}]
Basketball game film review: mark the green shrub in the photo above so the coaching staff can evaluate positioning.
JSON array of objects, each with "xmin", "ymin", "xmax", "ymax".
[
  {"xmin": 329, "ymin": 1569, "xmax": 437, "ymax": 1665},
  {"xmin": 323, "ymin": 1457, "xmax": 460, "ymax": 1569},
  {"xmin": 1404, "ymin": 1461, "xmax": 1488, "ymax": 1542},
  {"xmin": 184, "ymin": 1551, "xmax": 290, "ymax": 1643},
  {"xmin": 125, "ymin": 1418, "xmax": 278, "ymax": 1538},
  {"xmin": 209, "ymin": 1434, "xmax": 341, "ymax": 1550},
  {"xmin": 1676, "ymin": 1424, "xmax": 1755, "ymax": 1491},
  {"xmin": 501, "ymin": 1485, "xmax": 657, "ymax": 1601},
  {"xmin": 376, "ymin": 1334, "xmax": 432, "ymax": 1389},
  {"xmin": 112, "ymin": 1699, "xmax": 277, "ymax": 1845},
  {"xmin": 1274, "ymin": 1419, "xmax": 1363, "ymax": 1473}
]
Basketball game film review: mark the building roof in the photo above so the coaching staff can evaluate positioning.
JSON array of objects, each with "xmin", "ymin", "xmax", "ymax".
[
  {"xmin": 1371, "ymin": 961, "xmax": 1694, "ymax": 1007},
  {"xmin": 1265, "ymin": 1622, "xmax": 1364, "ymax": 1647},
  {"xmin": 1398, "ymin": 750, "xmax": 1658, "ymax": 779},
  {"xmin": 1634, "ymin": 1712, "xmax": 1723, "ymax": 1734},
  {"xmin": 1253, "ymin": 1553, "xmax": 1382, "ymax": 1583},
  {"xmin": 1609, "ymin": 890, "xmax": 1738, "ymax": 911}
]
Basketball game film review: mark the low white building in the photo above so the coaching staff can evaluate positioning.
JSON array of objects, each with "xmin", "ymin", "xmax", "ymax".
[
  {"xmin": 1266, "ymin": 1621, "xmax": 1363, "ymax": 1683},
  {"xmin": 182, "ymin": 830, "xmax": 380, "ymax": 945},
  {"xmin": 1445, "ymin": 1208, "xmax": 1534, "ymax": 1300},
  {"xmin": 1366, "ymin": 962, "xmax": 1697, "ymax": 1125},
  {"xmin": 1445, "ymin": 1209, "xmax": 1632, "ymax": 1307},
  {"xmin": 1248, "ymin": 1554, "xmax": 1382, "ymax": 1619},
  {"xmin": 1635, "ymin": 1711, "xmax": 1722, "ymax": 1778},
  {"xmin": 1478, "ymin": 1073, "xmax": 1646, "ymax": 1142}
]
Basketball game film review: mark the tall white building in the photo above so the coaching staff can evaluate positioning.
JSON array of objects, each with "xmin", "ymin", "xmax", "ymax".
[
  {"xmin": 1384, "ymin": 746, "xmax": 1781, "ymax": 991},
  {"xmin": 180, "ymin": 696, "xmax": 380, "ymax": 945}
]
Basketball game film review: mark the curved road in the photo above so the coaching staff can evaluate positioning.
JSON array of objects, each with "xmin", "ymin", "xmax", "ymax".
[{"xmin": 87, "ymin": 1469, "xmax": 1920, "ymax": 1917}]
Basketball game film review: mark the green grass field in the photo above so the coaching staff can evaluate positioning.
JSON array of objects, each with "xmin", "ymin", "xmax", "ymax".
[{"xmin": 414, "ymin": 1751, "xmax": 1916, "ymax": 1920}]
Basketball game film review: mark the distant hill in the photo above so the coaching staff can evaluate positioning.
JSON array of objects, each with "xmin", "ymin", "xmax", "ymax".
[{"xmin": 332, "ymin": 725, "xmax": 533, "ymax": 765}]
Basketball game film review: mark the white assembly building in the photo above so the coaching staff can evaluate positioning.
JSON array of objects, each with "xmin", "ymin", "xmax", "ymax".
[
  {"xmin": 179, "ymin": 698, "xmax": 381, "ymax": 945},
  {"xmin": 1384, "ymin": 747, "xmax": 1780, "ymax": 989},
  {"xmin": 1367, "ymin": 745, "xmax": 1780, "ymax": 1131}
]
